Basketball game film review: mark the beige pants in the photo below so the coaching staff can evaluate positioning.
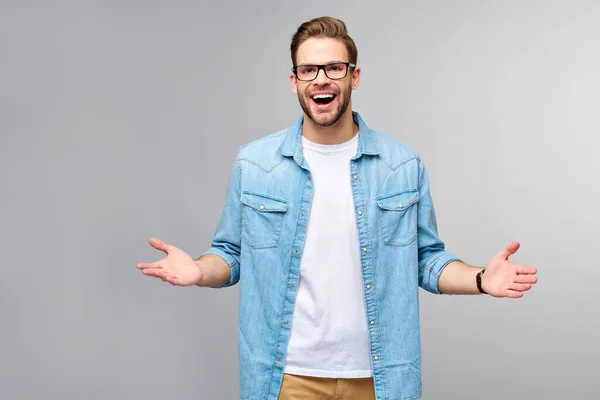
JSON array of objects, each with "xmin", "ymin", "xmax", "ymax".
[{"xmin": 277, "ymin": 373, "xmax": 376, "ymax": 400}]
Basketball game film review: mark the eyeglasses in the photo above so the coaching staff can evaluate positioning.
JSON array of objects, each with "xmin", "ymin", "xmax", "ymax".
[{"xmin": 292, "ymin": 62, "xmax": 356, "ymax": 81}]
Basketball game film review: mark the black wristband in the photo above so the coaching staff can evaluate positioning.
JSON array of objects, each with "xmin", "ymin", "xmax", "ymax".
[{"xmin": 476, "ymin": 269, "xmax": 487, "ymax": 294}]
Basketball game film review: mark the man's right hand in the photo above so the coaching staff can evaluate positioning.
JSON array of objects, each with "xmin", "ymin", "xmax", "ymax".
[{"xmin": 136, "ymin": 238, "xmax": 203, "ymax": 286}]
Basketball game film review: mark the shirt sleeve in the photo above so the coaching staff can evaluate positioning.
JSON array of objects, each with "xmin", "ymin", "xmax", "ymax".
[
  {"xmin": 416, "ymin": 159, "xmax": 461, "ymax": 294},
  {"xmin": 200, "ymin": 151, "xmax": 242, "ymax": 287}
]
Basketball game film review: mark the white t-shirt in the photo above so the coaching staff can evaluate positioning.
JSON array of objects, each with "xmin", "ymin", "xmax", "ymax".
[{"xmin": 283, "ymin": 134, "xmax": 372, "ymax": 378}]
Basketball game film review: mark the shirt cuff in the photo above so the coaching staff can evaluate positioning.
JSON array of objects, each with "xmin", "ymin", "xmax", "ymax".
[{"xmin": 422, "ymin": 253, "xmax": 462, "ymax": 294}]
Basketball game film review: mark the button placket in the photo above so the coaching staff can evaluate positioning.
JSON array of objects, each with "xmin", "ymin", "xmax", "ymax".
[
  {"xmin": 350, "ymin": 161, "xmax": 382, "ymax": 372},
  {"xmin": 272, "ymin": 166, "xmax": 312, "ymax": 379}
]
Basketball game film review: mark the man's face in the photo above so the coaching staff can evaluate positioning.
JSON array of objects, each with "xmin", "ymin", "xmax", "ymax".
[{"xmin": 290, "ymin": 38, "xmax": 361, "ymax": 128}]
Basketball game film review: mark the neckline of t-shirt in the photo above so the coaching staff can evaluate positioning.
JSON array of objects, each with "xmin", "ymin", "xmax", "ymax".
[{"xmin": 301, "ymin": 134, "xmax": 358, "ymax": 153}]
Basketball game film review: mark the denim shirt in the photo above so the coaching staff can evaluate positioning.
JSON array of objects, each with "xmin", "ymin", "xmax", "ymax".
[{"xmin": 203, "ymin": 112, "xmax": 460, "ymax": 400}]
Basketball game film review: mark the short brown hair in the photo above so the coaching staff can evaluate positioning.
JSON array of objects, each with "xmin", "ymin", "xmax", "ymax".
[{"xmin": 290, "ymin": 16, "xmax": 358, "ymax": 66}]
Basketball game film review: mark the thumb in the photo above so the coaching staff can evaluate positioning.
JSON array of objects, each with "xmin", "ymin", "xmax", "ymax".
[
  {"xmin": 149, "ymin": 237, "xmax": 170, "ymax": 254},
  {"xmin": 498, "ymin": 241, "xmax": 520, "ymax": 260}
]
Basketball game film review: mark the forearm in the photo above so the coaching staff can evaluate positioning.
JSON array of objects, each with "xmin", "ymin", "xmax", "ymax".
[
  {"xmin": 195, "ymin": 254, "xmax": 231, "ymax": 287},
  {"xmin": 437, "ymin": 260, "xmax": 484, "ymax": 295}
]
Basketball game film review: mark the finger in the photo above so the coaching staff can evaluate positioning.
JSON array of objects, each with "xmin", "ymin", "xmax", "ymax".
[
  {"xmin": 506, "ymin": 290, "xmax": 524, "ymax": 299},
  {"xmin": 498, "ymin": 241, "xmax": 520, "ymax": 260},
  {"xmin": 510, "ymin": 283, "xmax": 532, "ymax": 292},
  {"xmin": 149, "ymin": 237, "xmax": 170, "ymax": 254},
  {"xmin": 142, "ymin": 268, "xmax": 167, "ymax": 278},
  {"xmin": 516, "ymin": 265, "xmax": 537, "ymax": 275},
  {"xmin": 136, "ymin": 262, "xmax": 163, "ymax": 270},
  {"xmin": 515, "ymin": 275, "xmax": 537, "ymax": 284}
]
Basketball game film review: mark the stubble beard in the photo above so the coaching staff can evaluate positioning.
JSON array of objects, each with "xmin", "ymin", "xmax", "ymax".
[{"xmin": 298, "ymin": 82, "xmax": 352, "ymax": 128}]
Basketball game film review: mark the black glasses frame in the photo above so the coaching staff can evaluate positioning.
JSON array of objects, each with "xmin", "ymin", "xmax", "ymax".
[{"xmin": 292, "ymin": 62, "xmax": 356, "ymax": 81}]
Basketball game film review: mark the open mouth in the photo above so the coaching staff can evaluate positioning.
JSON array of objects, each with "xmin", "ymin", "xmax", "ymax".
[{"xmin": 311, "ymin": 93, "xmax": 336, "ymax": 107}]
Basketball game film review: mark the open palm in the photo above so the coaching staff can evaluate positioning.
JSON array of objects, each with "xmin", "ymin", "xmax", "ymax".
[
  {"xmin": 136, "ymin": 238, "xmax": 202, "ymax": 286},
  {"xmin": 482, "ymin": 241, "xmax": 538, "ymax": 298}
]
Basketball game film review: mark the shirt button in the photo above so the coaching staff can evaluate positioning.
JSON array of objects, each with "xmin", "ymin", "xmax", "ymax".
[
  {"xmin": 366, "ymin": 284, "xmax": 371, "ymax": 290},
  {"xmin": 307, "ymin": 175, "xmax": 311, "ymax": 180},
  {"xmin": 283, "ymin": 321, "xmax": 288, "ymax": 326},
  {"xmin": 398, "ymin": 203, "xmax": 403, "ymax": 208},
  {"xmin": 277, "ymin": 356, "xmax": 282, "ymax": 361},
  {"xmin": 259, "ymin": 205, "xmax": 265, "ymax": 210},
  {"xmin": 294, "ymin": 248, "xmax": 299, "ymax": 253},
  {"xmin": 363, "ymin": 247, "xmax": 368, "ymax": 253},
  {"xmin": 373, "ymin": 355, "xmax": 379, "ymax": 361},
  {"xmin": 370, "ymin": 320, "xmax": 375, "ymax": 325},
  {"xmin": 353, "ymin": 174, "xmax": 358, "ymax": 180},
  {"xmin": 357, "ymin": 210, "xmax": 363, "ymax": 216},
  {"xmin": 289, "ymin": 283, "xmax": 294, "ymax": 289},
  {"xmin": 300, "ymin": 212, "xmax": 305, "ymax": 216}
]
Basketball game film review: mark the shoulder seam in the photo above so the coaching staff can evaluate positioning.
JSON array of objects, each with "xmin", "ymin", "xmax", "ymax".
[{"xmin": 238, "ymin": 157, "xmax": 285, "ymax": 173}]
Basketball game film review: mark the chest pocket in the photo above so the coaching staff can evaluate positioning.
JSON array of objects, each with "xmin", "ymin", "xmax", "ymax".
[
  {"xmin": 376, "ymin": 189, "xmax": 420, "ymax": 246},
  {"xmin": 240, "ymin": 191, "xmax": 288, "ymax": 249}
]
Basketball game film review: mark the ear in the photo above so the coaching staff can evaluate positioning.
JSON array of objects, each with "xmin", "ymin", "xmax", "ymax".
[
  {"xmin": 351, "ymin": 66, "xmax": 361, "ymax": 90},
  {"xmin": 290, "ymin": 72, "xmax": 298, "ymax": 94}
]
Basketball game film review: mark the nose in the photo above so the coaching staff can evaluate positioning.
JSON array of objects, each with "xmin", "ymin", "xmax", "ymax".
[{"xmin": 313, "ymin": 67, "xmax": 329, "ymax": 85}]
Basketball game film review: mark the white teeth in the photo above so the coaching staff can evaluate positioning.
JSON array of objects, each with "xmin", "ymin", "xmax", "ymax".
[{"xmin": 312, "ymin": 94, "xmax": 334, "ymax": 99}]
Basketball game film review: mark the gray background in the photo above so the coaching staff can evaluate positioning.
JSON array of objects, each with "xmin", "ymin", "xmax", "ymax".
[{"xmin": 1, "ymin": 1, "xmax": 599, "ymax": 399}]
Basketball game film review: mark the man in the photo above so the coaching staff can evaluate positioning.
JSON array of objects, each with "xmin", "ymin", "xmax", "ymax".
[{"xmin": 137, "ymin": 16, "xmax": 538, "ymax": 400}]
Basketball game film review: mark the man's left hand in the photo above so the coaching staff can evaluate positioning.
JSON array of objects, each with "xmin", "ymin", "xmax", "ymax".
[{"xmin": 481, "ymin": 241, "xmax": 538, "ymax": 298}]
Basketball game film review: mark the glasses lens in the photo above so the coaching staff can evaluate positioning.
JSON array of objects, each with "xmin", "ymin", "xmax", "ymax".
[
  {"xmin": 296, "ymin": 65, "xmax": 318, "ymax": 81},
  {"xmin": 324, "ymin": 63, "xmax": 348, "ymax": 79}
]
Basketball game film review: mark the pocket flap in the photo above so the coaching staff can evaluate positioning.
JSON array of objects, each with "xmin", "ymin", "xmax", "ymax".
[
  {"xmin": 241, "ymin": 191, "xmax": 288, "ymax": 212},
  {"xmin": 376, "ymin": 189, "xmax": 420, "ymax": 211}
]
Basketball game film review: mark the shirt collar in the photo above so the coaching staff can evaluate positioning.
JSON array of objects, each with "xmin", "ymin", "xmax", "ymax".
[{"xmin": 279, "ymin": 111, "xmax": 380, "ymax": 166}]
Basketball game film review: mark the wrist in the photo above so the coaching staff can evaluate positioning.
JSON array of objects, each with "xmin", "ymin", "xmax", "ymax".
[
  {"xmin": 195, "ymin": 256, "xmax": 230, "ymax": 287},
  {"xmin": 194, "ymin": 260, "xmax": 208, "ymax": 286},
  {"xmin": 476, "ymin": 269, "xmax": 487, "ymax": 294}
]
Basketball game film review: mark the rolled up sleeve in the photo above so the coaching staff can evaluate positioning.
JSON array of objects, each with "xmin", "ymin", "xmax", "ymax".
[
  {"xmin": 416, "ymin": 159, "xmax": 461, "ymax": 294},
  {"xmin": 201, "ymin": 151, "xmax": 242, "ymax": 288}
]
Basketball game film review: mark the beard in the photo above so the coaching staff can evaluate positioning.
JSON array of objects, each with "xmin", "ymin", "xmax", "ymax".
[{"xmin": 297, "ymin": 82, "xmax": 352, "ymax": 128}]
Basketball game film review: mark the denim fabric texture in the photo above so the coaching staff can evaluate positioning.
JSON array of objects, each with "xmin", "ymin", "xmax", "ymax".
[{"xmin": 203, "ymin": 112, "xmax": 461, "ymax": 400}]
